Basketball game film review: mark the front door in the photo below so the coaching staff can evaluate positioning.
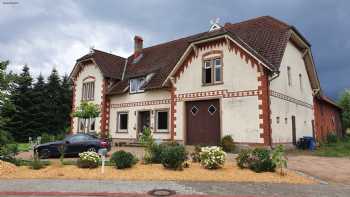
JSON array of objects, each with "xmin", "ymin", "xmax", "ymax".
[
  {"xmin": 138, "ymin": 111, "xmax": 150, "ymax": 138},
  {"xmin": 292, "ymin": 116, "xmax": 297, "ymax": 145},
  {"xmin": 186, "ymin": 99, "xmax": 220, "ymax": 145}
]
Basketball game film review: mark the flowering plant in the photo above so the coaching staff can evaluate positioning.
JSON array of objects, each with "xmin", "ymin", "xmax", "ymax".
[
  {"xmin": 199, "ymin": 146, "xmax": 226, "ymax": 169},
  {"xmin": 77, "ymin": 151, "xmax": 100, "ymax": 168}
]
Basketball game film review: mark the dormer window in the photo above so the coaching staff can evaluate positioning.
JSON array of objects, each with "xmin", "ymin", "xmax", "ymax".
[{"xmin": 130, "ymin": 77, "xmax": 145, "ymax": 93}]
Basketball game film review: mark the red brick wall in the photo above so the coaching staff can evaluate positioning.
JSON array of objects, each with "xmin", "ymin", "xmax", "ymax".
[{"xmin": 314, "ymin": 98, "xmax": 342, "ymax": 141}]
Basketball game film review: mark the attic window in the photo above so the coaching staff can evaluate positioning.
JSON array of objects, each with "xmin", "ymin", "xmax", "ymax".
[{"xmin": 130, "ymin": 77, "xmax": 145, "ymax": 93}]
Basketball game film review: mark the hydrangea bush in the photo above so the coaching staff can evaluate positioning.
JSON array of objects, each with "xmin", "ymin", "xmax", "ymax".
[
  {"xmin": 199, "ymin": 146, "xmax": 226, "ymax": 169},
  {"xmin": 77, "ymin": 151, "xmax": 100, "ymax": 168}
]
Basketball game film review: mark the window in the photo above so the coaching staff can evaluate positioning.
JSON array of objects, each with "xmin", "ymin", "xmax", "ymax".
[
  {"xmin": 78, "ymin": 118, "xmax": 85, "ymax": 133},
  {"xmin": 203, "ymin": 58, "xmax": 222, "ymax": 85},
  {"xmin": 287, "ymin": 67, "xmax": 292, "ymax": 86},
  {"xmin": 89, "ymin": 118, "xmax": 95, "ymax": 132},
  {"xmin": 82, "ymin": 82, "xmax": 95, "ymax": 101},
  {"xmin": 130, "ymin": 77, "xmax": 145, "ymax": 93},
  {"xmin": 77, "ymin": 118, "xmax": 95, "ymax": 133},
  {"xmin": 276, "ymin": 116, "xmax": 280, "ymax": 124},
  {"xmin": 117, "ymin": 112, "xmax": 128, "ymax": 132},
  {"xmin": 156, "ymin": 110, "xmax": 169, "ymax": 132},
  {"xmin": 299, "ymin": 73, "xmax": 303, "ymax": 91}
]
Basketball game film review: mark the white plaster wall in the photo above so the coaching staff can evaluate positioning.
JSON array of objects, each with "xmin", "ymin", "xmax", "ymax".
[
  {"xmin": 72, "ymin": 64, "xmax": 104, "ymax": 134},
  {"xmin": 109, "ymin": 89, "xmax": 171, "ymax": 140},
  {"xmin": 174, "ymin": 42, "xmax": 262, "ymax": 143},
  {"xmin": 270, "ymin": 41, "xmax": 314, "ymax": 143}
]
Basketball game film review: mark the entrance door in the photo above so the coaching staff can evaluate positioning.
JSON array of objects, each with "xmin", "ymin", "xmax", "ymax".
[
  {"xmin": 292, "ymin": 116, "xmax": 297, "ymax": 145},
  {"xmin": 138, "ymin": 111, "xmax": 150, "ymax": 138},
  {"xmin": 186, "ymin": 99, "xmax": 220, "ymax": 145}
]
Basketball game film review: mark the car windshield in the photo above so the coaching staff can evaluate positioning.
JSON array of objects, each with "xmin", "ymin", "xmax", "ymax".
[{"xmin": 65, "ymin": 134, "xmax": 95, "ymax": 142}]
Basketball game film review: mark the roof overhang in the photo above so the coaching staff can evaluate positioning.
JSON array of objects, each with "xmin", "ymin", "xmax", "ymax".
[{"xmin": 69, "ymin": 58, "xmax": 95, "ymax": 81}]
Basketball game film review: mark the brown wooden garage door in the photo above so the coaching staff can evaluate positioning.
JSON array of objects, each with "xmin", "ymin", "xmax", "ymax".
[{"xmin": 186, "ymin": 99, "xmax": 220, "ymax": 145}]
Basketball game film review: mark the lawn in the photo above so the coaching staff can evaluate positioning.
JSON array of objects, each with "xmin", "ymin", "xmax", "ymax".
[
  {"xmin": 315, "ymin": 138, "xmax": 350, "ymax": 157},
  {"xmin": 8, "ymin": 143, "xmax": 31, "ymax": 152}
]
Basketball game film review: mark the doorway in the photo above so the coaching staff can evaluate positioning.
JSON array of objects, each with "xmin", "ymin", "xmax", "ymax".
[
  {"xmin": 138, "ymin": 111, "xmax": 150, "ymax": 138},
  {"xmin": 292, "ymin": 116, "xmax": 297, "ymax": 145}
]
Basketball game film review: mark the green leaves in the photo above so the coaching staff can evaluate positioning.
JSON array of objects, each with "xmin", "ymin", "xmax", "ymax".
[
  {"xmin": 338, "ymin": 89, "xmax": 350, "ymax": 130},
  {"xmin": 271, "ymin": 145, "xmax": 287, "ymax": 176},
  {"xmin": 72, "ymin": 102, "xmax": 100, "ymax": 119}
]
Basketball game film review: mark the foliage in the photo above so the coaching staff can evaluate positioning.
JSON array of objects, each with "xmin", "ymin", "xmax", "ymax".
[
  {"xmin": 271, "ymin": 145, "xmax": 287, "ymax": 176},
  {"xmin": 326, "ymin": 133, "xmax": 338, "ymax": 144},
  {"xmin": 190, "ymin": 145, "xmax": 202, "ymax": 162},
  {"xmin": 220, "ymin": 135, "xmax": 235, "ymax": 153},
  {"xmin": 160, "ymin": 144, "xmax": 187, "ymax": 170},
  {"xmin": 1, "ymin": 66, "xmax": 72, "ymax": 142},
  {"xmin": 30, "ymin": 150, "xmax": 46, "ymax": 170},
  {"xmin": 338, "ymin": 89, "xmax": 350, "ymax": 130},
  {"xmin": 139, "ymin": 127, "xmax": 154, "ymax": 146},
  {"xmin": 236, "ymin": 149, "xmax": 252, "ymax": 169},
  {"xmin": 77, "ymin": 151, "xmax": 100, "ymax": 168},
  {"xmin": 199, "ymin": 146, "xmax": 226, "ymax": 169},
  {"xmin": 236, "ymin": 148, "xmax": 276, "ymax": 173},
  {"xmin": 315, "ymin": 137, "xmax": 350, "ymax": 157},
  {"xmin": 110, "ymin": 150, "xmax": 138, "ymax": 169},
  {"xmin": 72, "ymin": 102, "xmax": 100, "ymax": 133},
  {"xmin": 248, "ymin": 148, "xmax": 275, "ymax": 173}
]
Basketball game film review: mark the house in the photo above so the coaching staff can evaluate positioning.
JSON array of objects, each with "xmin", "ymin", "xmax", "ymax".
[{"xmin": 69, "ymin": 16, "xmax": 342, "ymax": 146}]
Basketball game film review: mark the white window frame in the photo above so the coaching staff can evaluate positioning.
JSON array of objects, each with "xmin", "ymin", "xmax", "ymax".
[
  {"xmin": 155, "ymin": 110, "xmax": 169, "ymax": 133},
  {"xmin": 202, "ymin": 57, "xmax": 223, "ymax": 85},
  {"xmin": 117, "ymin": 112, "xmax": 128, "ymax": 133},
  {"xmin": 129, "ymin": 77, "xmax": 145, "ymax": 93},
  {"xmin": 82, "ymin": 81, "xmax": 95, "ymax": 101}
]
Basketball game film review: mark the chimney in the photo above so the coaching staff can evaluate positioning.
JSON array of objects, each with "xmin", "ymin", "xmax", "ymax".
[{"xmin": 134, "ymin": 35, "xmax": 143, "ymax": 58}]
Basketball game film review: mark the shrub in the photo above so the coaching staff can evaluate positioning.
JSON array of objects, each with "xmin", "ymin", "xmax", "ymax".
[
  {"xmin": 200, "ymin": 146, "xmax": 226, "ymax": 169},
  {"xmin": 110, "ymin": 150, "xmax": 138, "ymax": 169},
  {"xmin": 236, "ymin": 149, "xmax": 252, "ymax": 169},
  {"xmin": 271, "ymin": 145, "xmax": 287, "ymax": 176},
  {"xmin": 190, "ymin": 145, "xmax": 202, "ymax": 162},
  {"xmin": 144, "ymin": 143, "xmax": 163, "ymax": 164},
  {"xmin": 248, "ymin": 148, "xmax": 275, "ymax": 173},
  {"xmin": 236, "ymin": 148, "xmax": 276, "ymax": 173},
  {"xmin": 326, "ymin": 133, "xmax": 338, "ymax": 144},
  {"xmin": 30, "ymin": 150, "xmax": 45, "ymax": 170},
  {"xmin": 160, "ymin": 144, "xmax": 187, "ymax": 170},
  {"xmin": 220, "ymin": 135, "xmax": 235, "ymax": 153},
  {"xmin": 77, "ymin": 151, "xmax": 100, "ymax": 168}
]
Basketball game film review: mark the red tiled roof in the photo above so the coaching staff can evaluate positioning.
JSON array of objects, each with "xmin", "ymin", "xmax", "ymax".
[
  {"xmin": 77, "ymin": 49, "xmax": 126, "ymax": 79},
  {"xmin": 319, "ymin": 95, "xmax": 342, "ymax": 110},
  {"xmin": 76, "ymin": 16, "xmax": 299, "ymax": 95}
]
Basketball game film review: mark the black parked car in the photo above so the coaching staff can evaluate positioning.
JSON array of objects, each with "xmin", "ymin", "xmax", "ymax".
[{"xmin": 34, "ymin": 133, "xmax": 111, "ymax": 159}]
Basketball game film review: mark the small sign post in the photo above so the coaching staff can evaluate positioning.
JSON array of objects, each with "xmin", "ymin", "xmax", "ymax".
[{"xmin": 98, "ymin": 148, "xmax": 108, "ymax": 174}]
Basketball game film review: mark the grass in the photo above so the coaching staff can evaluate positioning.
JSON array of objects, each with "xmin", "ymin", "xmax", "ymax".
[
  {"xmin": 315, "ymin": 137, "xmax": 350, "ymax": 157},
  {"xmin": 8, "ymin": 143, "xmax": 31, "ymax": 152}
]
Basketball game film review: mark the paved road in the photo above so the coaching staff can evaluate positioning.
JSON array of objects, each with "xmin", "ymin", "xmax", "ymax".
[{"xmin": 0, "ymin": 179, "xmax": 350, "ymax": 197}]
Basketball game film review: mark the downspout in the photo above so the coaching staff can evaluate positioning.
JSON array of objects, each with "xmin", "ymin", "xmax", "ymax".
[{"xmin": 267, "ymin": 70, "xmax": 280, "ymax": 148}]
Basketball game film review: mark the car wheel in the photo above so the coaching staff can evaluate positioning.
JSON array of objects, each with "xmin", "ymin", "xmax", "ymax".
[
  {"xmin": 87, "ymin": 147, "xmax": 97, "ymax": 152},
  {"xmin": 39, "ymin": 149, "xmax": 50, "ymax": 159}
]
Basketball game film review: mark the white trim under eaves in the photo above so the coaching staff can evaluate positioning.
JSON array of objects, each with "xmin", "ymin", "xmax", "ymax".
[{"xmin": 162, "ymin": 34, "xmax": 272, "ymax": 87}]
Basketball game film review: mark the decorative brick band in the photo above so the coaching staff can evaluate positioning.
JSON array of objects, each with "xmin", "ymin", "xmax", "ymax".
[
  {"xmin": 176, "ymin": 89, "xmax": 259, "ymax": 101},
  {"xmin": 100, "ymin": 79, "xmax": 109, "ymax": 137},
  {"xmin": 270, "ymin": 90, "xmax": 313, "ymax": 109},
  {"xmin": 170, "ymin": 87, "xmax": 177, "ymax": 140},
  {"xmin": 111, "ymin": 99, "xmax": 171, "ymax": 108},
  {"xmin": 70, "ymin": 80, "xmax": 77, "ymax": 134}
]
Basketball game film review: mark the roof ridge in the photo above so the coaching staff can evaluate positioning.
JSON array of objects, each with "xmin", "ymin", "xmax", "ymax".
[
  {"xmin": 225, "ymin": 15, "xmax": 290, "ymax": 29},
  {"xmin": 93, "ymin": 49, "xmax": 126, "ymax": 60}
]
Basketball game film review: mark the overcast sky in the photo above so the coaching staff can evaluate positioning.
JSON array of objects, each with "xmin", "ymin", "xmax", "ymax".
[{"xmin": 0, "ymin": 0, "xmax": 349, "ymax": 99}]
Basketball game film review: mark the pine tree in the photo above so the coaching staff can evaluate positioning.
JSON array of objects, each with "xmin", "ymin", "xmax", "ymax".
[
  {"xmin": 6, "ymin": 65, "xmax": 36, "ymax": 142},
  {"xmin": 45, "ymin": 68, "xmax": 62, "ymax": 135},
  {"xmin": 31, "ymin": 74, "xmax": 49, "ymax": 134},
  {"xmin": 60, "ymin": 74, "xmax": 72, "ymax": 132}
]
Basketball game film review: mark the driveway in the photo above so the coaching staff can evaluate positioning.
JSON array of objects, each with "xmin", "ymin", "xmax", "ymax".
[{"xmin": 288, "ymin": 155, "xmax": 350, "ymax": 185}]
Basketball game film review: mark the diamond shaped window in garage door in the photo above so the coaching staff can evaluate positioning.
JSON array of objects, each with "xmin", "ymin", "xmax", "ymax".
[
  {"xmin": 208, "ymin": 105, "xmax": 216, "ymax": 115},
  {"xmin": 191, "ymin": 105, "xmax": 199, "ymax": 116}
]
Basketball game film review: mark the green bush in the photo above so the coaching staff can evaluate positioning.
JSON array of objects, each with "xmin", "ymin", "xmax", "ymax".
[
  {"xmin": 236, "ymin": 148, "xmax": 276, "ymax": 173},
  {"xmin": 220, "ymin": 135, "xmax": 235, "ymax": 153},
  {"xmin": 110, "ymin": 150, "xmax": 138, "ymax": 169},
  {"xmin": 190, "ymin": 145, "xmax": 202, "ymax": 162},
  {"xmin": 236, "ymin": 149, "xmax": 252, "ymax": 169},
  {"xmin": 199, "ymin": 146, "xmax": 226, "ymax": 169},
  {"xmin": 77, "ymin": 151, "xmax": 100, "ymax": 168},
  {"xmin": 248, "ymin": 148, "xmax": 275, "ymax": 173},
  {"xmin": 144, "ymin": 143, "xmax": 163, "ymax": 164},
  {"xmin": 271, "ymin": 145, "xmax": 287, "ymax": 175},
  {"xmin": 326, "ymin": 133, "xmax": 338, "ymax": 144},
  {"xmin": 160, "ymin": 144, "xmax": 187, "ymax": 170},
  {"xmin": 30, "ymin": 151, "xmax": 46, "ymax": 170}
]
